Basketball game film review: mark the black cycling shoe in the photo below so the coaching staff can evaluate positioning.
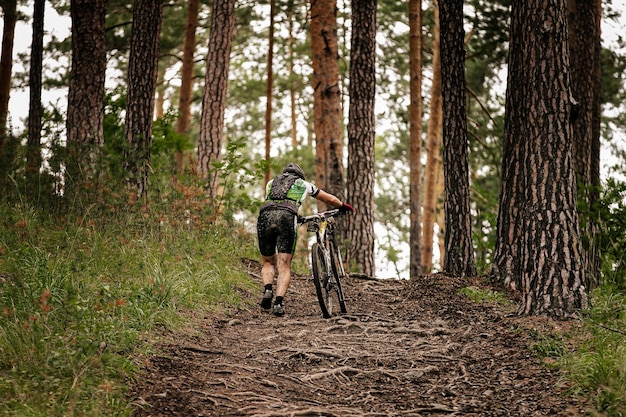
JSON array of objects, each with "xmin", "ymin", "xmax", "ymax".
[
  {"xmin": 273, "ymin": 303, "xmax": 285, "ymax": 316},
  {"xmin": 260, "ymin": 289, "xmax": 273, "ymax": 310}
]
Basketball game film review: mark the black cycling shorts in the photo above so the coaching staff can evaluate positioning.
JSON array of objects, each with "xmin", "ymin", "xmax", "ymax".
[{"xmin": 257, "ymin": 208, "xmax": 298, "ymax": 256}]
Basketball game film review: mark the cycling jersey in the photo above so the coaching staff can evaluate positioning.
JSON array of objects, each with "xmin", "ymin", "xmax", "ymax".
[
  {"xmin": 260, "ymin": 174, "xmax": 320, "ymax": 215},
  {"xmin": 257, "ymin": 173, "xmax": 321, "ymax": 255}
]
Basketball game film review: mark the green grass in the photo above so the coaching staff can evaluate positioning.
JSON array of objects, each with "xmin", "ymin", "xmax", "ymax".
[
  {"xmin": 561, "ymin": 286, "xmax": 626, "ymax": 417},
  {"xmin": 458, "ymin": 284, "xmax": 512, "ymax": 307},
  {"xmin": 0, "ymin": 203, "xmax": 258, "ymax": 416}
]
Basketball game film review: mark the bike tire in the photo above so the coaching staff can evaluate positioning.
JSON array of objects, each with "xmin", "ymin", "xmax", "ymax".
[
  {"xmin": 329, "ymin": 241, "xmax": 348, "ymax": 314},
  {"xmin": 311, "ymin": 242, "xmax": 332, "ymax": 318}
]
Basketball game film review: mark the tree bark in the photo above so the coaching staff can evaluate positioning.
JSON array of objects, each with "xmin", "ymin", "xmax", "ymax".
[
  {"xmin": 0, "ymin": 0, "xmax": 17, "ymax": 195},
  {"xmin": 346, "ymin": 0, "xmax": 376, "ymax": 276},
  {"xmin": 439, "ymin": 0, "xmax": 476, "ymax": 278},
  {"xmin": 124, "ymin": 0, "xmax": 164, "ymax": 202},
  {"xmin": 264, "ymin": 0, "xmax": 275, "ymax": 187},
  {"xmin": 175, "ymin": 0, "xmax": 199, "ymax": 172},
  {"xmin": 568, "ymin": 0, "xmax": 602, "ymax": 290},
  {"xmin": 492, "ymin": 0, "xmax": 588, "ymax": 317},
  {"xmin": 66, "ymin": 0, "xmax": 107, "ymax": 203},
  {"xmin": 27, "ymin": 0, "xmax": 45, "ymax": 190},
  {"xmin": 287, "ymin": 3, "xmax": 298, "ymax": 148},
  {"xmin": 197, "ymin": 0, "xmax": 236, "ymax": 199},
  {"xmin": 310, "ymin": 0, "xmax": 344, "ymax": 210},
  {"xmin": 408, "ymin": 0, "xmax": 423, "ymax": 279},
  {"xmin": 422, "ymin": 0, "xmax": 443, "ymax": 274}
]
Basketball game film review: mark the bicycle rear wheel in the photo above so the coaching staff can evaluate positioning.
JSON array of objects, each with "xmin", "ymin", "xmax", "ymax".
[
  {"xmin": 311, "ymin": 243, "xmax": 332, "ymax": 318},
  {"xmin": 329, "ymin": 241, "xmax": 348, "ymax": 314}
]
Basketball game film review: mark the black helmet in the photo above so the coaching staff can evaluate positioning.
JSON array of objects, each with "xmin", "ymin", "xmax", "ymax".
[{"xmin": 282, "ymin": 163, "xmax": 305, "ymax": 180}]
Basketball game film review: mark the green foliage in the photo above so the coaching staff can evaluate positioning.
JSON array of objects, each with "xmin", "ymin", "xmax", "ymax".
[
  {"xmin": 0, "ymin": 196, "xmax": 257, "ymax": 416},
  {"xmin": 580, "ymin": 178, "xmax": 626, "ymax": 289},
  {"xmin": 529, "ymin": 333, "xmax": 568, "ymax": 363},
  {"xmin": 560, "ymin": 287, "xmax": 626, "ymax": 417},
  {"xmin": 600, "ymin": 47, "xmax": 626, "ymax": 109},
  {"xmin": 208, "ymin": 135, "xmax": 267, "ymax": 222},
  {"xmin": 458, "ymin": 285, "xmax": 510, "ymax": 307}
]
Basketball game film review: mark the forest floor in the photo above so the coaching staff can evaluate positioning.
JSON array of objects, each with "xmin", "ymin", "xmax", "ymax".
[{"xmin": 128, "ymin": 258, "xmax": 592, "ymax": 417}]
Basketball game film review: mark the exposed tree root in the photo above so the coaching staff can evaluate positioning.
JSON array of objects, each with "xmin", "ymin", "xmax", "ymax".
[{"xmin": 129, "ymin": 268, "xmax": 591, "ymax": 417}]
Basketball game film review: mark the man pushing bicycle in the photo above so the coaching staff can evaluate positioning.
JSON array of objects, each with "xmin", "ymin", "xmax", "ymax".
[{"xmin": 256, "ymin": 162, "xmax": 354, "ymax": 316}]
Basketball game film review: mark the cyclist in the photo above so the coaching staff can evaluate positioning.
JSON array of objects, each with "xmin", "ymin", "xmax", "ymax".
[{"xmin": 257, "ymin": 162, "xmax": 354, "ymax": 316}]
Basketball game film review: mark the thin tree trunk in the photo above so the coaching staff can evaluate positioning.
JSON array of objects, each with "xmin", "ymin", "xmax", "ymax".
[
  {"xmin": 124, "ymin": 0, "xmax": 164, "ymax": 202},
  {"xmin": 422, "ymin": 0, "xmax": 443, "ymax": 273},
  {"xmin": 175, "ymin": 0, "xmax": 199, "ymax": 172},
  {"xmin": 0, "ymin": 0, "xmax": 17, "ymax": 195},
  {"xmin": 439, "ymin": 0, "xmax": 476, "ymax": 278},
  {"xmin": 346, "ymin": 0, "xmax": 376, "ymax": 277},
  {"xmin": 197, "ymin": 0, "xmax": 236, "ymax": 199},
  {"xmin": 27, "ymin": 0, "xmax": 45, "ymax": 192},
  {"xmin": 408, "ymin": 0, "xmax": 423, "ymax": 279},
  {"xmin": 288, "ymin": 3, "xmax": 298, "ymax": 148},
  {"xmin": 264, "ymin": 0, "xmax": 275, "ymax": 187}
]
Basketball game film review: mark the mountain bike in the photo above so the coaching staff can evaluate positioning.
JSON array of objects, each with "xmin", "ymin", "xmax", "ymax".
[{"xmin": 299, "ymin": 209, "xmax": 348, "ymax": 318}]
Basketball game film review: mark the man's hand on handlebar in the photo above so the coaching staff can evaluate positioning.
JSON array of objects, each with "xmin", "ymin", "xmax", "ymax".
[{"xmin": 338, "ymin": 203, "xmax": 354, "ymax": 213}]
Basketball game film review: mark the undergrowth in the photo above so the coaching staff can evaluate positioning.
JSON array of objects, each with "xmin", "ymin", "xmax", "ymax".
[
  {"xmin": 0, "ymin": 200, "xmax": 258, "ymax": 416},
  {"xmin": 561, "ymin": 286, "xmax": 626, "ymax": 417}
]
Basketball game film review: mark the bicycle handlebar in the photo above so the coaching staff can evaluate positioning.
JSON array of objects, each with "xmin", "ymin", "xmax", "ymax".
[{"xmin": 298, "ymin": 208, "xmax": 345, "ymax": 225}]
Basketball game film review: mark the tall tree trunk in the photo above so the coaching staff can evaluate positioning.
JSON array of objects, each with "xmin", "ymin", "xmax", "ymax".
[
  {"xmin": 26, "ymin": 0, "xmax": 45, "ymax": 197},
  {"xmin": 310, "ymin": 0, "xmax": 344, "ymax": 210},
  {"xmin": 197, "ymin": 0, "xmax": 236, "ymax": 199},
  {"xmin": 175, "ymin": 0, "xmax": 199, "ymax": 172},
  {"xmin": 439, "ymin": 0, "xmax": 476, "ymax": 278},
  {"xmin": 346, "ymin": 0, "xmax": 376, "ymax": 277},
  {"xmin": 66, "ymin": 0, "xmax": 107, "ymax": 204},
  {"xmin": 435, "ymin": 164, "xmax": 445, "ymax": 267},
  {"xmin": 422, "ymin": 1, "xmax": 443, "ymax": 273},
  {"xmin": 124, "ymin": 0, "xmax": 164, "ymax": 203},
  {"xmin": 568, "ymin": 0, "xmax": 602, "ymax": 290},
  {"xmin": 287, "ymin": 3, "xmax": 298, "ymax": 148},
  {"xmin": 0, "ymin": 0, "xmax": 17, "ymax": 196},
  {"xmin": 492, "ymin": 0, "xmax": 588, "ymax": 317},
  {"xmin": 408, "ymin": 0, "xmax": 423, "ymax": 279},
  {"xmin": 264, "ymin": 0, "xmax": 275, "ymax": 187}
]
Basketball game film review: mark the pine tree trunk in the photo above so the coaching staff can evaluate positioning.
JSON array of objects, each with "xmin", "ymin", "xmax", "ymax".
[
  {"xmin": 421, "ymin": 1, "xmax": 443, "ymax": 274},
  {"xmin": 311, "ymin": 0, "xmax": 344, "ymax": 210},
  {"xmin": 175, "ymin": 0, "xmax": 199, "ymax": 172},
  {"xmin": 287, "ymin": 4, "xmax": 298, "ymax": 148},
  {"xmin": 26, "ymin": 0, "xmax": 45, "ymax": 193},
  {"xmin": 439, "ymin": 0, "xmax": 476, "ymax": 278},
  {"xmin": 568, "ymin": 0, "xmax": 602, "ymax": 290},
  {"xmin": 409, "ymin": 0, "xmax": 423, "ymax": 279},
  {"xmin": 346, "ymin": 0, "xmax": 376, "ymax": 277},
  {"xmin": 264, "ymin": 0, "xmax": 275, "ymax": 187},
  {"xmin": 197, "ymin": 0, "xmax": 236, "ymax": 200},
  {"xmin": 66, "ymin": 0, "xmax": 107, "ymax": 203},
  {"xmin": 124, "ymin": 0, "xmax": 164, "ymax": 202},
  {"xmin": 492, "ymin": 0, "xmax": 588, "ymax": 317},
  {"xmin": 0, "ymin": 0, "xmax": 17, "ymax": 195}
]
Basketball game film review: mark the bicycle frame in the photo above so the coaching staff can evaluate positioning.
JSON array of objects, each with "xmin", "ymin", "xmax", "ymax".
[{"xmin": 299, "ymin": 209, "xmax": 348, "ymax": 318}]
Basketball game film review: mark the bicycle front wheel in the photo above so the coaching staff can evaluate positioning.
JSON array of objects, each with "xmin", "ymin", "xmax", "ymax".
[
  {"xmin": 311, "ymin": 243, "xmax": 332, "ymax": 318},
  {"xmin": 329, "ymin": 241, "xmax": 348, "ymax": 314}
]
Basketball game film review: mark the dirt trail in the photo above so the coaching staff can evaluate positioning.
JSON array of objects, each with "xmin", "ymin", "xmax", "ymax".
[{"xmin": 129, "ymin": 259, "xmax": 590, "ymax": 416}]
